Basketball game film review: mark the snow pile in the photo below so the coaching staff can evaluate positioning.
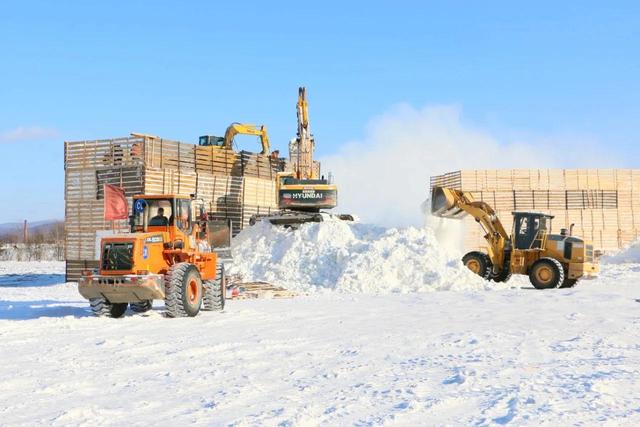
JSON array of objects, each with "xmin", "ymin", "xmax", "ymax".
[
  {"xmin": 229, "ymin": 219, "xmax": 489, "ymax": 293},
  {"xmin": 601, "ymin": 239, "xmax": 640, "ymax": 264}
]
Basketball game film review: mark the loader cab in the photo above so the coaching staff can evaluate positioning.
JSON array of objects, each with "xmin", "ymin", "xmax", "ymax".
[
  {"xmin": 130, "ymin": 195, "xmax": 195, "ymax": 234},
  {"xmin": 512, "ymin": 212, "xmax": 553, "ymax": 250}
]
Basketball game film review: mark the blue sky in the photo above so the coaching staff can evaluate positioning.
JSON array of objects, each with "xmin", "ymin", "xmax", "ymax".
[{"xmin": 0, "ymin": 1, "xmax": 638, "ymax": 223}]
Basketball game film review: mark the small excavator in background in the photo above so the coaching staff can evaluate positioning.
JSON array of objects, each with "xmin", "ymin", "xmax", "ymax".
[
  {"xmin": 431, "ymin": 186, "xmax": 599, "ymax": 289},
  {"xmin": 251, "ymin": 87, "xmax": 353, "ymax": 228},
  {"xmin": 199, "ymin": 122, "xmax": 270, "ymax": 155}
]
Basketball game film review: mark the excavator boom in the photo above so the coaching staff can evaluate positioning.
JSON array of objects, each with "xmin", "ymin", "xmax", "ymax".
[{"xmin": 223, "ymin": 122, "xmax": 270, "ymax": 155}]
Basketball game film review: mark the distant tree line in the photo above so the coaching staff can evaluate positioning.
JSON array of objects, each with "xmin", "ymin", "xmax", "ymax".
[{"xmin": 0, "ymin": 221, "xmax": 65, "ymax": 261}]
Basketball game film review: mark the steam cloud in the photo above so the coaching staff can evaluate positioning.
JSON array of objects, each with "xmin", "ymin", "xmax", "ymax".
[{"xmin": 321, "ymin": 104, "xmax": 616, "ymax": 228}]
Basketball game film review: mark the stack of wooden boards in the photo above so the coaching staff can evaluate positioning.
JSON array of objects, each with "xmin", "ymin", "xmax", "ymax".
[
  {"xmin": 64, "ymin": 135, "xmax": 282, "ymax": 281},
  {"xmin": 430, "ymin": 169, "xmax": 640, "ymax": 252}
]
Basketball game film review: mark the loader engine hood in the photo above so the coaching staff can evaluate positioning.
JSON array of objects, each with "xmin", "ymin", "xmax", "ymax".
[{"xmin": 547, "ymin": 234, "xmax": 594, "ymax": 263}]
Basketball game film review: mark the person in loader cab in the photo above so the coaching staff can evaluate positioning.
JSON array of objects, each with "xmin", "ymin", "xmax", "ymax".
[{"xmin": 150, "ymin": 207, "xmax": 169, "ymax": 226}]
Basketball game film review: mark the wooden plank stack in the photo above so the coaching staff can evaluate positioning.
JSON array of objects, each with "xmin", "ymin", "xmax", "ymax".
[
  {"xmin": 430, "ymin": 169, "xmax": 640, "ymax": 253},
  {"xmin": 64, "ymin": 135, "xmax": 282, "ymax": 281}
]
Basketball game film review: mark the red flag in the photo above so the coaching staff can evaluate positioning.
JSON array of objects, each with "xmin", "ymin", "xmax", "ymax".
[{"xmin": 104, "ymin": 184, "xmax": 129, "ymax": 220}]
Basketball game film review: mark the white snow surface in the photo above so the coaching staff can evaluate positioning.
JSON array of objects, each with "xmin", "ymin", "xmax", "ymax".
[
  {"xmin": 229, "ymin": 220, "xmax": 489, "ymax": 293},
  {"xmin": 2, "ymin": 260, "xmax": 640, "ymax": 425}
]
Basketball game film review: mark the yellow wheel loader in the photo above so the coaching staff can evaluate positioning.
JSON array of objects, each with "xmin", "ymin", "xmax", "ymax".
[{"xmin": 431, "ymin": 187, "xmax": 599, "ymax": 289}]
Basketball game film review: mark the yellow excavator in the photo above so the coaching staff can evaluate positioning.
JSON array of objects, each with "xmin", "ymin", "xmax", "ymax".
[
  {"xmin": 250, "ymin": 87, "xmax": 352, "ymax": 228},
  {"xmin": 199, "ymin": 123, "xmax": 270, "ymax": 155},
  {"xmin": 431, "ymin": 186, "xmax": 599, "ymax": 289}
]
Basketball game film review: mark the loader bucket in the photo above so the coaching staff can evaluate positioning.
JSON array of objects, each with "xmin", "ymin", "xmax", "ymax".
[{"xmin": 431, "ymin": 187, "xmax": 467, "ymax": 219}]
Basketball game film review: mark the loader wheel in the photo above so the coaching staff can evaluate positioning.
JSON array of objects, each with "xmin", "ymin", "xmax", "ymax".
[
  {"xmin": 560, "ymin": 278, "xmax": 578, "ymax": 289},
  {"xmin": 130, "ymin": 300, "xmax": 153, "ymax": 313},
  {"xmin": 164, "ymin": 263, "xmax": 203, "ymax": 317},
  {"xmin": 529, "ymin": 258, "xmax": 564, "ymax": 289},
  {"xmin": 461, "ymin": 251, "xmax": 492, "ymax": 280},
  {"xmin": 491, "ymin": 269, "xmax": 512, "ymax": 283},
  {"xmin": 203, "ymin": 264, "xmax": 226, "ymax": 311},
  {"xmin": 89, "ymin": 298, "xmax": 127, "ymax": 318}
]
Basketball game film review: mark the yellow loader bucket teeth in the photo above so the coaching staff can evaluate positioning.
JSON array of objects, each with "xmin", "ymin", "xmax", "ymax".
[{"xmin": 431, "ymin": 187, "xmax": 468, "ymax": 219}]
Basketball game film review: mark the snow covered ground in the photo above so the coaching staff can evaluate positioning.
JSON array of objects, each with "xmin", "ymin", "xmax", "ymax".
[{"xmin": 2, "ymin": 258, "xmax": 640, "ymax": 426}]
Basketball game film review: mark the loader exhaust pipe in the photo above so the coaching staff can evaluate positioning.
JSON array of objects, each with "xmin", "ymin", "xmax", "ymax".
[{"xmin": 430, "ymin": 187, "xmax": 468, "ymax": 219}]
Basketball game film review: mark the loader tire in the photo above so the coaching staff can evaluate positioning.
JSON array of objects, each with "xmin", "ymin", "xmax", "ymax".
[
  {"xmin": 130, "ymin": 300, "xmax": 153, "ymax": 313},
  {"xmin": 203, "ymin": 263, "xmax": 226, "ymax": 311},
  {"xmin": 90, "ymin": 297, "xmax": 127, "ymax": 318},
  {"xmin": 491, "ymin": 269, "xmax": 512, "ymax": 283},
  {"xmin": 560, "ymin": 278, "xmax": 578, "ymax": 288},
  {"xmin": 529, "ymin": 258, "xmax": 564, "ymax": 289},
  {"xmin": 164, "ymin": 263, "xmax": 203, "ymax": 318},
  {"xmin": 462, "ymin": 251, "xmax": 493, "ymax": 280}
]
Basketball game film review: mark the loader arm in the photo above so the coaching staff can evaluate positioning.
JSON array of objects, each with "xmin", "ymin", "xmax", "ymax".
[
  {"xmin": 223, "ymin": 122, "xmax": 270, "ymax": 155},
  {"xmin": 431, "ymin": 187, "xmax": 511, "ymax": 269}
]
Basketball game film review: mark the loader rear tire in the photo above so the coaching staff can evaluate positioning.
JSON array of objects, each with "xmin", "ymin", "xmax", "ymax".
[
  {"xmin": 90, "ymin": 298, "xmax": 127, "ymax": 318},
  {"xmin": 130, "ymin": 300, "xmax": 153, "ymax": 313},
  {"xmin": 529, "ymin": 258, "xmax": 564, "ymax": 289},
  {"xmin": 462, "ymin": 251, "xmax": 493, "ymax": 280},
  {"xmin": 203, "ymin": 264, "xmax": 226, "ymax": 312},
  {"xmin": 164, "ymin": 263, "xmax": 203, "ymax": 318}
]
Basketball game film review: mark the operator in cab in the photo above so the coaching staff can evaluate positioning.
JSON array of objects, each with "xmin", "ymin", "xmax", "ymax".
[{"xmin": 149, "ymin": 207, "xmax": 169, "ymax": 226}]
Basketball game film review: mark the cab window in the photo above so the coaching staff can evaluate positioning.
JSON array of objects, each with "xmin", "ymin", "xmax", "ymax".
[
  {"xmin": 176, "ymin": 199, "xmax": 191, "ymax": 232},
  {"xmin": 518, "ymin": 217, "xmax": 528, "ymax": 235},
  {"xmin": 148, "ymin": 200, "xmax": 172, "ymax": 226},
  {"xmin": 131, "ymin": 199, "xmax": 173, "ymax": 231}
]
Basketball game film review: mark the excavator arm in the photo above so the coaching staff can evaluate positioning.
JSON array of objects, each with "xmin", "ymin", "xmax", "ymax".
[
  {"xmin": 291, "ymin": 86, "xmax": 316, "ymax": 179},
  {"xmin": 223, "ymin": 123, "xmax": 270, "ymax": 155},
  {"xmin": 431, "ymin": 186, "xmax": 511, "ymax": 269}
]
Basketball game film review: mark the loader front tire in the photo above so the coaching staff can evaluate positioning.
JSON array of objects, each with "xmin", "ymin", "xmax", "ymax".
[
  {"xmin": 164, "ymin": 263, "xmax": 203, "ymax": 317},
  {"xmin": 560, "ymin": 278, "xmax": 578, "ymax": 288},
  {"xmin": 462, "ymin": 251, "xmax": 492, "ymax": 280},
  {"xmin": 529, "ymin": 258, "xmax": 564, "ymax": 289},
  {"xmin": 90, "ymin": 298, "xmax": 127, "ymax": 318},
  {"xmin": 203, "ymin": 263, "xmax": 226, "ymax": 311},
  {"xmin": 491, "ymin": 269, "xmax": 512, "ymax": 283},
  {"xmin": 130, "ymin": 300, "xmax": 153, "ymax": 313}
]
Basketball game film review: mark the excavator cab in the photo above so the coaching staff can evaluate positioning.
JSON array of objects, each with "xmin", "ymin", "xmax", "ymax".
[
  {"xmin": 512, "ymin": 212, "xmax": 552, "ymax": 250},
  {"xmin": 199, "ymin": 135, "xmax": 225, "ymax": 147}
]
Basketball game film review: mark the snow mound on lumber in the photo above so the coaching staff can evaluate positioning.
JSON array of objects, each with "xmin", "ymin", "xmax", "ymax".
[
  {"xmin": 229, "ymin": 219, "xmax": 490, "ymax": 293},
  {"xmin": 601, "ymin": 240, "xmax": 640, "ymax": 264}
]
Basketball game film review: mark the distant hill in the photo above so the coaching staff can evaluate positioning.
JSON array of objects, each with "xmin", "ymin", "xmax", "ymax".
[{"xmin": 0, "ymin": 220, "xmax": 64, "ymax": 241}]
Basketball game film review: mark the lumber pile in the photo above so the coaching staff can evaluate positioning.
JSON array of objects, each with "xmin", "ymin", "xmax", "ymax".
[
  {"xmin": 228, "ymin": 282, "xmax": 299, "ymax": 299},
  {"xmin": 430, "ymin": 169, "xmax": 640, "ymax": 252},
  {"xmin": 64, "ymin": 135, "xmax": 282, "ymax": 281}
]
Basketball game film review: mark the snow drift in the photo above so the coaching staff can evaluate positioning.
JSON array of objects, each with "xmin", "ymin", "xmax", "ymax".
[
  {"xmin": 601, "ymin": 239, "xmax": 640, "ymax": 264},
  {"xmin": 229, "ymin": 219, "xmax": 489, "ymax": 293}
]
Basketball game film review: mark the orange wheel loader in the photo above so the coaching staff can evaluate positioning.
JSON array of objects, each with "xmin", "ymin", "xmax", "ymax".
[{"xmin": 78, "ymin": 194, "xmax": 231, "ymax": 318}]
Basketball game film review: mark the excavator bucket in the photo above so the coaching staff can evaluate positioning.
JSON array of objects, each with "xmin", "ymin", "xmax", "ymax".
[{"xmin": 431, "ymin": 187, "xmax": 468, "ymax": 219}]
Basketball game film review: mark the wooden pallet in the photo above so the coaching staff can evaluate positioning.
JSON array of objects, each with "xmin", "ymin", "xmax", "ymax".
[{"xmin": 229, "ymin": 282, "xmax": 299, "ymax": 299}]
